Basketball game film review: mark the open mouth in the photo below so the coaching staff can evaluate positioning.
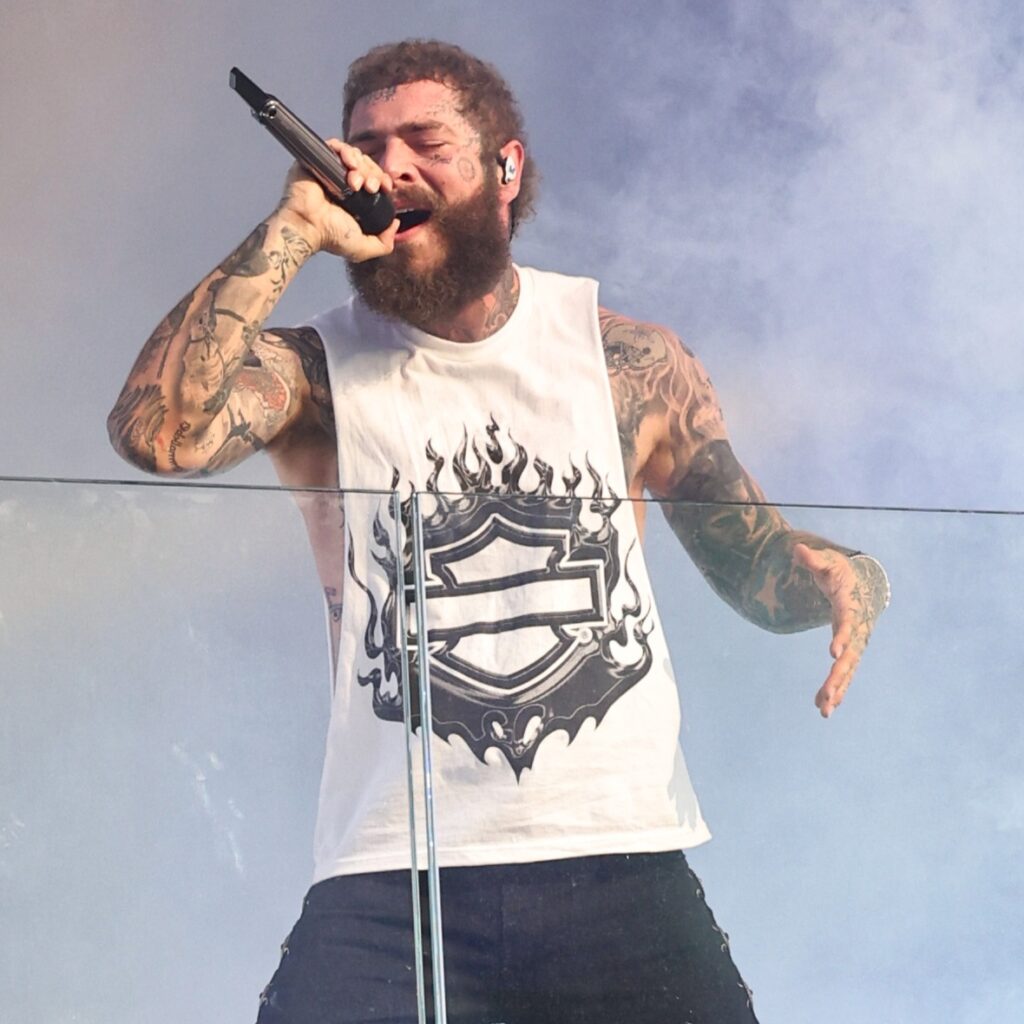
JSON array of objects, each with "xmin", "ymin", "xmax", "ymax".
[{"xmin": 395, "ymin": 208, "xmax": 432, "ymax": 235}]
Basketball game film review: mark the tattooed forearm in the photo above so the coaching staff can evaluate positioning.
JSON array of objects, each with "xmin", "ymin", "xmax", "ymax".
[
  {"xmin": 267, "ymin": 226, "xmax": 315, "ymax": 293},
  {"xmin": 663, "ymin": 433, "xmax": 888, "ymax": 637},
  {"xmin": 663, "ymin": 440, "xmax": 868, "ymax": 631},
  {"xmin": 180, "ymin": 227, "xmax": 313, "ymax": 418},
  {"xmin": 109, "ymin": 213, "xmax": 323, "ymax": 475},
  {"xmin": 218, "ymin": 222, "xmax": 272, "ymax": 277},
  {"xmin": 129, "ymin": 291, "xmax": 192, "ymax": 382}
]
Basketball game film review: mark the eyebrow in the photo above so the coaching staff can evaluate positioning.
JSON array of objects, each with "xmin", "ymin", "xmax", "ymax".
[{"xmin": 348, "ymin": 121, "xmax": 453, "ymax": 145}]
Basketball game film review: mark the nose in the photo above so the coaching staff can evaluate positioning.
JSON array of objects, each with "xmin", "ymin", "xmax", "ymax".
[{"xmin": 375, "ymin": 137, "xmax": 416, "ymax": 182}]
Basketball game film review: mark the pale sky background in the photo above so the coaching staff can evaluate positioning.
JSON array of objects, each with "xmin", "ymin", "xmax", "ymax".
[{"xmin": 2, "ymin": 1, "xmax": 1023, "ymax": 1021}]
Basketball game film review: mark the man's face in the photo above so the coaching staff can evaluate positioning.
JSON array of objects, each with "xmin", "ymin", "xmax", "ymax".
[{"xmin": 345, "ymin": 80, "xmax": 511, "ymax": 326}]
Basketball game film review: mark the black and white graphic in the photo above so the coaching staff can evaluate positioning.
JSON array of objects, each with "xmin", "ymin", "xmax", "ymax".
[{"xmin": 348, "ymin": 419, "xmax": 653, "ymax": 777}]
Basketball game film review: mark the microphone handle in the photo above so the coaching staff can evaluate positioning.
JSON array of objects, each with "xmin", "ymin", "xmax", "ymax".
[{"xmin": 230, "ymin": 67, "xmax": 395, "ymax": 236}]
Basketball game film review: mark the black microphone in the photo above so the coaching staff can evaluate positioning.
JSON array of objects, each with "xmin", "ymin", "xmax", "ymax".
[{"xmin": 229, "ymin": 67, "xmax": 395, "ymax": 236}]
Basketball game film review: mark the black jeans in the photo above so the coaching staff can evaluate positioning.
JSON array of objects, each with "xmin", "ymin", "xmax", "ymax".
[{"xmin": 257, "ymin": 851, "xmax": 759, "ymax": 1024}]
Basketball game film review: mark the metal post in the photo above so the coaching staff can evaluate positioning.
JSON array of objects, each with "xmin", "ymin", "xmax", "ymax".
[
  {"xmin": 391, "ymin": 490, "xmax": 428, "ymax": 1024},
  {"xmin": 410, "ymin": 491, "xmax": 448, "ymax": 1024}
]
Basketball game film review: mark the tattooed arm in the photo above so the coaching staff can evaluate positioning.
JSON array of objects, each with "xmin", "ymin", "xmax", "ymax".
[
  {"xmin": 601, "ymin": 309, "xmax": 889, "ymax": 716},
  {"xmin": 108, "ymin": 217, "xmax": 326, "ymax": 474},
  {"xmin": 108, "ymin": 141, "xmax": 397, "ymax": 476}
]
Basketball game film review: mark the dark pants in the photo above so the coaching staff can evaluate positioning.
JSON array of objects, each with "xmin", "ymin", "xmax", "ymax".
[{"xmin": 257, "ymin": 851, "xmax": 759, "ymax": 1024}]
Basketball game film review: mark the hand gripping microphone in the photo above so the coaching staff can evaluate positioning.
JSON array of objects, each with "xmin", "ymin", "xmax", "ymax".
[{"xmin": 229, "ymin": 67, "xmax": 395, "ymax": 236}]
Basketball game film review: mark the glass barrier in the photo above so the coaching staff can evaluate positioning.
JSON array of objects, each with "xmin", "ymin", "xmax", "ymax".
[
  {"xmin": 3, "ymin": 478, "xmax": 1021, "ymax": 1023},
  {"xmin": 411, "ymin": 492, "xmax": 1022, "ymax": 1024},
  {"xmin": 0, "ymin": 479, "xmax": 422, "ymax": 1024}
]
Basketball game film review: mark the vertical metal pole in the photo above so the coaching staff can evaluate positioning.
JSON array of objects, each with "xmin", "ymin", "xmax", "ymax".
[
  {"xmin": 410, "ymin": 491, "xmax": 448, "ymax": 1024},
  {"xmin": 390, "ymin": 490, "xmax": 428, "ymax": 1024}
]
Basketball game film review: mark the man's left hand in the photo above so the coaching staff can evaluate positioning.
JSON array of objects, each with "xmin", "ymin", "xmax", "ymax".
[{"xmin": 792, "ymin": 543, "xmax": 887, "ymax": 718}]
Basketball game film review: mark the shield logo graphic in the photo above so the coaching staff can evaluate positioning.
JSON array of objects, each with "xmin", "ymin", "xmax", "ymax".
[
  {"xmin": 419, "ymin": 500, "xmax": 608, "ymax": 700},
  {"xmin": 406, "ymin": 492, "xmax": 652, "ymax": 775},
  {"xmin": 347, "ymin": 437, "xmax": 654, "ymax": 778}
]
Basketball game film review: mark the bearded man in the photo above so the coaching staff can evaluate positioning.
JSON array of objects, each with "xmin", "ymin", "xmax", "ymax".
[{"xmin": 109, "ymin": 39, "xmax": 888, "ymax": 1024}]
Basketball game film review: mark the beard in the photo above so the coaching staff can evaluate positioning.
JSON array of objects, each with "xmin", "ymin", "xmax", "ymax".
[{"xmin": 347, "ymin": 178, "xmax": 510, "ymax": 330}]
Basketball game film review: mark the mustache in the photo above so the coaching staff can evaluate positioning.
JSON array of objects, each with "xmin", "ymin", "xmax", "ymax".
[{"xmin": 391, "ymin": 187, "xmax": 440, "ymax": 212}]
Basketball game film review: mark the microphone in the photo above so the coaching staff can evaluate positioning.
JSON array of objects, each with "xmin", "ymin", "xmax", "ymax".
[{"xmin": 229, "ymin": 67, "xmax": 395, "ymax": 236}]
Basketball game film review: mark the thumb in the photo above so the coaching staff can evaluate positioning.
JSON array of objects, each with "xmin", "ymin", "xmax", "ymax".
[{"xmin": 792, "ymin": 542, "xmax": 827, "ymax": 572}]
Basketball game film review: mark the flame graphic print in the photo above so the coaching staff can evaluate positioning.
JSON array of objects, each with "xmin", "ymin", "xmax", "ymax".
[{"xmin": 347, "ymin": 417, "xmax": 653, "ymax": 777}]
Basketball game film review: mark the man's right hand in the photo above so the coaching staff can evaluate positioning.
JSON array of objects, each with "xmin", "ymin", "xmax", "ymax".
[{"xmin": 277, "ymin": 139, "xmax": 399, "ymax": 262}]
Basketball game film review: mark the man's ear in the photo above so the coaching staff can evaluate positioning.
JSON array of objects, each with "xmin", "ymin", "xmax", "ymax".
[{"xmin": 496, "ymin": 140, "xmax": 525, "ymax": 202}]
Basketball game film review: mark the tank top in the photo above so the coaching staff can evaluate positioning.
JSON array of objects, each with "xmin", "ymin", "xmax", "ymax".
[{"xmin": 304, "ymin": 265, "xmax": 710, "ymax": 881}]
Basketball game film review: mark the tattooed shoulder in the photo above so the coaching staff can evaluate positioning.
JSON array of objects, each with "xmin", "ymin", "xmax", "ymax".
[
  {"xmin": 599, "ymin": 309, "xmax": 723, "ymax": 494},
  {"xmin": 599, "ymin": 309, "xmax": 692, "ymax": 376},
  {"xmin": 600, "ymin": 311, "xmax": 663, "ymax": 473}
]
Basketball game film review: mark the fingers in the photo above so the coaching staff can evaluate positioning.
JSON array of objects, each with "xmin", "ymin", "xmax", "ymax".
[
  {"xmin": 325, "ymin": 139, "xmax": 393, "ymax": 195},
  {"xmin": 278, "ymin": 140, "xmax": 398, "ymax": 260},
  {"xmin": 793, "ymin": 543, "xmax": 844, "ymax": 589},
  {"xmin": 348, "ymin": 218, "xmax": 399, "ymax": 260},
  {"xmin": 798, "ymin": 546, "xmax": 850, "ymax": 657},
  {"xmin": 827, "ymin": 610, "xmax": 851, "ymax": 659},
  {"xmin": 791, "ymin": 541, "xmax": 820, "ymax": 570},
  {"xmin": 816, "ymin": 596, "xmax": 874, "ymax": 717},
  {"xmin": 795, "ymin": 543, "xmax": 874, "ymax": 719},
  {"xmin": 815, "ymin": 638, "xmax": 864, "ymax": 718},
  {"xmin": 318, "ymin": 212, "xmax": 397, "ymax": 263}
]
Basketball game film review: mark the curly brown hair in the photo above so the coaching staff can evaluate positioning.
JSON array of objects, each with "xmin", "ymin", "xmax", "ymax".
[{"xmin": 343, "ymin": 39, "xmax": 537, "ymax": 235}]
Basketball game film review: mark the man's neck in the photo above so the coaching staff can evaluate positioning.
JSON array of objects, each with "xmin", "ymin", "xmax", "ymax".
[{"xmin": 419, "ymin": 264, "xmax": 520, "ymax": 343}]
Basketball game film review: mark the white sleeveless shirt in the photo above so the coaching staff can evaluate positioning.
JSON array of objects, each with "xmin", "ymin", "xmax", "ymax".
[{"xmin": 305, "ymin": 265, "xmax": 710, "ymax": 882}]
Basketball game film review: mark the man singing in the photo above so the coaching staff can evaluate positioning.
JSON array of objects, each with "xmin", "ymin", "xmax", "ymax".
[{"xmin": 109, "ymin": 39, "xmax": 888, "ymax": 1024}]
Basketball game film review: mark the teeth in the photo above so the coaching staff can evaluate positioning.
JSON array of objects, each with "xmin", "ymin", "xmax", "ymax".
[{"xmin": 396, "ymin": 208, "xmax": 431, "ymax": 233}]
